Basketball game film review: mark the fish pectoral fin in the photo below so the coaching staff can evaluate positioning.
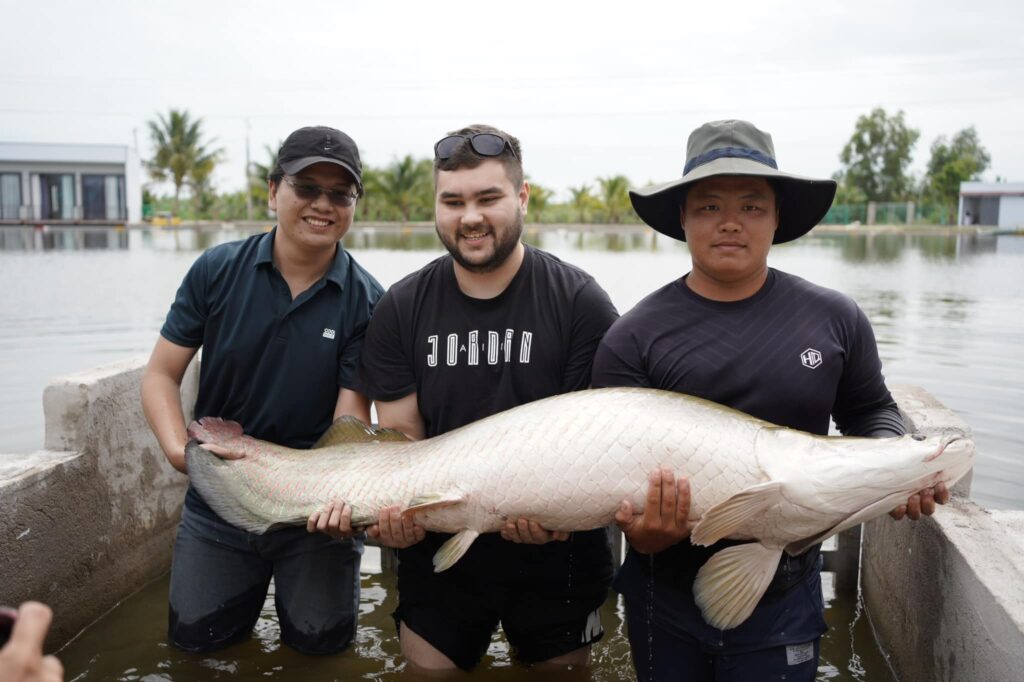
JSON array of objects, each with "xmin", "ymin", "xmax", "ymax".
[
  {"xmin": 403, "ymin": 490, "xmax": 465, "ymax": 518},
  {"xmin": 785, "ymin": 488, "xmax": 924, "ymax": 556},
  {"xmin": 313, "ymin": 417, "xmax": 412, "ymax": 448},
  {"xmin": 693, "ymin": 543, "xmax": 782, "ymax": 630},
  {"xmin": 433, "ymin": 529, "xmax": 480, "ymax": 572},
  {"xmin": 691, "ymin": 482, "xmax": 784, "ymax": 546}
]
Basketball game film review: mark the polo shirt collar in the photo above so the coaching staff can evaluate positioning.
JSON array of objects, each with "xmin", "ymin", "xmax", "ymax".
[{"xmin": 255, "ymin": 226, "xmax": 351, "ymax": 289}]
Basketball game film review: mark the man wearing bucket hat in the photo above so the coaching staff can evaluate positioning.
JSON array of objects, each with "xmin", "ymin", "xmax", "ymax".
[
  {"xmin": 142, "ymin": 125, "xmax": 383, "ymax": 654},
  {"xmin": 591, "ymin": 119, "xmax": 948, "ymax": 681}
]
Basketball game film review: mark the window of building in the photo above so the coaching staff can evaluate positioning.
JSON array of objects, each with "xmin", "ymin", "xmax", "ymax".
[
  {"xmin": 39, "ymin": 174, "xmax": 75, "ymax": 220},
  {"xmin": 0, "ymin": 173, "xmax": 21, "ymax": 219},
  {"xmin": 82, "ymin": 174, "xmax": 126, "ymax": 220}
]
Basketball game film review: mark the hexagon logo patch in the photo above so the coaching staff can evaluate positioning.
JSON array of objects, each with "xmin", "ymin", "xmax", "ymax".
[{"xmin": 800, "ymin": 348, "xmax": 823, "ymax": 369}]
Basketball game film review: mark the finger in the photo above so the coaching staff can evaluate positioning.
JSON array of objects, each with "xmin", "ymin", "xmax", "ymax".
[
  {"xmin": 339, "ymin": 504, "xmax": 353, "ymax": 533},
  {"xmin": 551, "ymin": 531, "xmax": 570, "ymax": 542},
  {"xmin": 659, "ymin": 470, "xmax": 677, "ymax": 521},
  {"xmin": 528, "ymin": 520, "xmax": 549, "ymax": 543},
  {"xmin": 366, "ymin": 523, "xmax": 380, "ymax": 539},
  {"xmin": 11, "ymin": 602, "xmax": 52, "ymax": 656},
  {"xmin": 890, "ymin": 505, "xmax": 907, "ymax": 520},
  {"xmin": 306, "ymin": 511, "xmax": 320, "ymax": 533},
  {"xmin": 517, "ymin": 518, "xmax": 533, "ymax": 543},
  {"xmin": 615, "ymin": 501, "xmax": 634, "ymax": 530},
  {"xmin": 906, "ymin": 494, "xmax": 922, "ymax": 521},
  {"xmin": 675, "ymin": 477, "xmax": 692, "ymax": 525},
  {"xmin": 400, "ymin": 513, "xmax": 417, "ymax": 543},
  {"xmin": 199, "ymin": 443, "xmax": 245, "ymax": 460},
  {"xmin": 644, "ymin": 470, "xmax": 662, "ymax": 516},
  {"xmin": 43, "ymin": 654, "xmax": 64, "ymax": 678},
  {"xmin": 935, "ymin": 482, "xmax": 951, "ymax": 505},
  {"xmin": 920, "ymin": 489, "xmax": 937, "ymax": 516}
]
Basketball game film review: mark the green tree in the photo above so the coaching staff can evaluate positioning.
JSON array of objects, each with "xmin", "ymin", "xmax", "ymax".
[
  {"xmin": 376, "ymin": 156, "xmax": 433, "ymax": 223},
  {"xmin": 147, "ymin": 109, "xmax": 222, "ymax": 216},
  {"xmin": 838, "ymin": 108, "xmax": 920, "ymax": 201},
  {"xmin": 597, "ymin": 175, "xmax": 631, "ymax": 223},
  {"xmin": 569, "ymin": 184, "xmax": 598, "ymax": 223},
  {"xmin": 528, "ymin": 181, "xmax": 553, "ymax": 223},
  {"xmin": 248, "ymin": 143, "xmax": 279, "ymax": 220},
  {"xmin": 925, "ymin": 126, "xmax": 990, "ymax": 213}
]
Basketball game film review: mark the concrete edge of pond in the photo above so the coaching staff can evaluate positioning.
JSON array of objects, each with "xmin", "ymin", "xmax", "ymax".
[
  {"xmin": 861, "ymin": 385, "xmax": 1024, "ymax": 682},
  {"xmin": 0, "ymin": 355, "xmax": 197, "ymax": 648},
  {"xmin": 1, "ymin": 364, "xmax": 1022, "ymax": 682}
]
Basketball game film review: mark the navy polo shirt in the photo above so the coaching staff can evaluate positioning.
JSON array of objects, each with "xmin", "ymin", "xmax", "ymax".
[{"xmin": 160, "ymin": 228, "xmax": 383, "ymax": 519}]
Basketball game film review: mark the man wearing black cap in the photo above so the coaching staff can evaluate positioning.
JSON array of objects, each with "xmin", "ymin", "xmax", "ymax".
[
  {"xmin": 141, "ymin": 125, "xmax": 383, "ymax": 654},
  {"xmin": 592, "ymin": 119, "xmax": 947, "ymax": 681},
  {"xmin": 355, "ymin": 124, "xmax": 619, "ymax": 672}
]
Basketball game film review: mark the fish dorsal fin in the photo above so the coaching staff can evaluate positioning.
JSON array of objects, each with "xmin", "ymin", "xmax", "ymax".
[
  {"xmin": 313, "ymin": 416, "xmax": 411, "ymax": 448},
  {"xmin": 691, "ymin": 481, "xmax": 784, "ymax": 547},
  {"xmin": 693, "ymin": 542, "xmax": 782, "ymax": 630},
  {"xmin": 433, "ymin": 529, "xmax": 480, "ymax": 572},
  {"xmin": 785, "ymin": 487, "xmax": 919, "ymax": 556}
]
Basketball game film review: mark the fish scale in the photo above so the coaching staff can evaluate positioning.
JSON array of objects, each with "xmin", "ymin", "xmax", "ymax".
[{"xmin": 185, "ymin": 386, "xmax": 973, "ymax": 631}]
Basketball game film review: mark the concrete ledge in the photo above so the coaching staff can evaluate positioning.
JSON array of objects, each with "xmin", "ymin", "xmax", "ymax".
[
  {"xmin": 0, "ymin": 356, "xmax": 197, "ymax": 648},
  {"xmin": 861, "ymin": 385, "xmax": 1022, "ymax": 681}
]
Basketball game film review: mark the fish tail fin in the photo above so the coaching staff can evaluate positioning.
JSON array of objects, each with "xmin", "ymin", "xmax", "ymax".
[
  {"xmin": 693, "ymin": 543, "xmax": 782, "ymax": 630},
  {"xmin": 187, "ymin": 416, "xmax": 244, "ymax": 445},
  {"xmin": 185, "ymin": 440, "xmax": 273, "ymax": 534},
  {"xmin": 433, "ymin": 529, "xmax": 480, "ymax": 572}
]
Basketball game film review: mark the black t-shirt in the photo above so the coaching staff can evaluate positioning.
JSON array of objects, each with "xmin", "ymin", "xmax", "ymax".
[
  {"xmin": 356, "ymin": 245, "xmax": 619, "ymax": 437},
  {"xmin": 591, "ymin": 268, "xmax": 903, "ymax": 578},
  {"xmin": 355, "ymin": 245, "xmax": 619, "ymax": 572}
]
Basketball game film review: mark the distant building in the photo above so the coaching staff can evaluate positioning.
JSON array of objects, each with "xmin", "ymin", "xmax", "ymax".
[
  {"xmin": 959, "ymin": 181, "xmax": 1024, "ymax": 228},
  {"xmin": 0, "ymin": 142, "xmax": 142, "ymax": 223}
]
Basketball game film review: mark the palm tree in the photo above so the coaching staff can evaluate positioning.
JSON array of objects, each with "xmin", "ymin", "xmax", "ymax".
[
  {"xmin": 376, "ymin": 155, "xmax": 432, "ymax": 224},
  {"xmin": 249, "ymin": 143, "xmax": 279, "ymax": 219},
  {"xmin": 147, "ymin": 109, "xmax": 222, "ymax": 217},
  {"xmin": 528, "ymin": 182, "xmax": 553, "ymax": 223},
  {"xmin": 569, "ymin": 184, "xmax": 597, "ymax": 223},
  {"xmin": 597, "ymin": 175, "xmax": 631, "ymax": 224}
]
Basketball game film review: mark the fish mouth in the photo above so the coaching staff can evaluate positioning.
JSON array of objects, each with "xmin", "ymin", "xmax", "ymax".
[{"xmin": 923, "ymin": 433, "xmax": 966, "ymax": 462}]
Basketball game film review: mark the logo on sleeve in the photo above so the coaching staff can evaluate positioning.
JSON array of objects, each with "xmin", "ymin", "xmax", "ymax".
[
  {"xmin": 322, "ymin": 328, "xmax": 336, "ymax": 340},
  {"xmin": 800, "ymin": 348, "xmax": 822, "ymax": 369}
]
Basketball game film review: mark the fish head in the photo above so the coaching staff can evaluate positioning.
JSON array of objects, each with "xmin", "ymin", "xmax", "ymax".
[{"xmin": 761, "ymin": 428, "xmax": 975, "ymax": 518}]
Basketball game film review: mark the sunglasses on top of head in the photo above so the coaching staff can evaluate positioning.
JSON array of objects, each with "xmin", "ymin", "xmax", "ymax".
[
  {"xmin": 434, "ymin": 133, "xmax": 519, "ymax": 161},
  {"xmin": 283, "ymin": 176, "xmax": 358, "ymax": 207}
]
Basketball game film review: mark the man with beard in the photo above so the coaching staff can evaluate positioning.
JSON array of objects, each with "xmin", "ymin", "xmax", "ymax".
[{"xmin": 353, "ymin": 124, "xmax": 619, "ymax": 672}]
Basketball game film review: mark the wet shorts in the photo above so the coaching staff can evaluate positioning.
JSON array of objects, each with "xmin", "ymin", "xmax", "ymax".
[
  {"xmin": 394, "ymin": 528, "xmax": 613, "ymax": 670},
  {"xmin": 168, "ymin": 504, "xmax": 363, "ymax": 655}
]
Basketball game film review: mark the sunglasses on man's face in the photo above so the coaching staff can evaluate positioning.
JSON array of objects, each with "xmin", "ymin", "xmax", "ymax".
[
  {"xmin": 283, "ymin": 176, "xmax": 358, "ymax": 207},
  {"xmin": 434, "ymin": 133, "xmax": 519, "ymax": 161}
]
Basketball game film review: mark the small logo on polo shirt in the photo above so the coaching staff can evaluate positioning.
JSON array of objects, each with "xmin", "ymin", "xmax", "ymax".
[
  {"xmin": 800, "ymin": 348, "xmax": 822, "ymax": 369},
  {"xmin": 322, "ymin": 328, "xmax": 336, "ymax": 340}
]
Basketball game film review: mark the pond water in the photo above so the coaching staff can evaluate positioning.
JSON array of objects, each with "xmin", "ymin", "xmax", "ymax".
[{"xmin": 2, "ymin": 224, "xmax": 1022, "ymax": 680}]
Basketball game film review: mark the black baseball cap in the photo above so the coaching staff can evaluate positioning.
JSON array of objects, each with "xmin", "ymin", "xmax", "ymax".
[{"xmin": 278, "ymin": 126, "xmax": 363, "ymax": 196}]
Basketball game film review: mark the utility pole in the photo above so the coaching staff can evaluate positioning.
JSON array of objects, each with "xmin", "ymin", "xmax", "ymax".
[{"xmin": 245, "ymin": 118, "xmax": 253, "ymax": 221}]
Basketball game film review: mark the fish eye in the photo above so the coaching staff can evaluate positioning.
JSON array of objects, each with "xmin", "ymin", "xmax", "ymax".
[{"xmin": 911, "ymin": 434, "xmax": 926, "ymax": 441}]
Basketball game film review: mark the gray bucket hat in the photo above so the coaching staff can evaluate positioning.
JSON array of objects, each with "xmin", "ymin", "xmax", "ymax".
[{"xmin": 629, "ymin": 120, "xmax": 837, "ymax": 244}]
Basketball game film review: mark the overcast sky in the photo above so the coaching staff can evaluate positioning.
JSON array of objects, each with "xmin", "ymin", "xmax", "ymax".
[{"xmin": 2, "ymin": 0, "xmax": 1022, "ymax": 200}]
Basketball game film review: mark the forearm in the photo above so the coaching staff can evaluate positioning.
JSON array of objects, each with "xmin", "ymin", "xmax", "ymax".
[
  {"xmin": 839, "ymin": 403, "xmax": 906, "ymax": 438},
  {"xmin": 140, "ymin": 370, "xmax": 189, "ymax": 473}
]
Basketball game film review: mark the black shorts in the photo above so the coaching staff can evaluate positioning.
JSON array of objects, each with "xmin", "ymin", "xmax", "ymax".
[{"xmin": 394, "ymin": 528, "xmax": 613, "ymax": 671}]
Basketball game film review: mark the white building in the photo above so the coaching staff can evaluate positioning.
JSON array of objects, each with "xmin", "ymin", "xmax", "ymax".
[
  {"xmin": 0, "ymin": 142, "xmax": 142, "ymax": 223},
  {"xmin": 959, "ymin": 181, "xmax": 1024, "ymax": 228}
]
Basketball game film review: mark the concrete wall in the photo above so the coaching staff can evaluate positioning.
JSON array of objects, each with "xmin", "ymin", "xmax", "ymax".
[
  {"xmin": 0, "ymin": 356, "xmax": 197, "ymax": 648},
  {"xmin": 862, "ymin": 385, "xmax": 1024, "ymax": 682}
]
